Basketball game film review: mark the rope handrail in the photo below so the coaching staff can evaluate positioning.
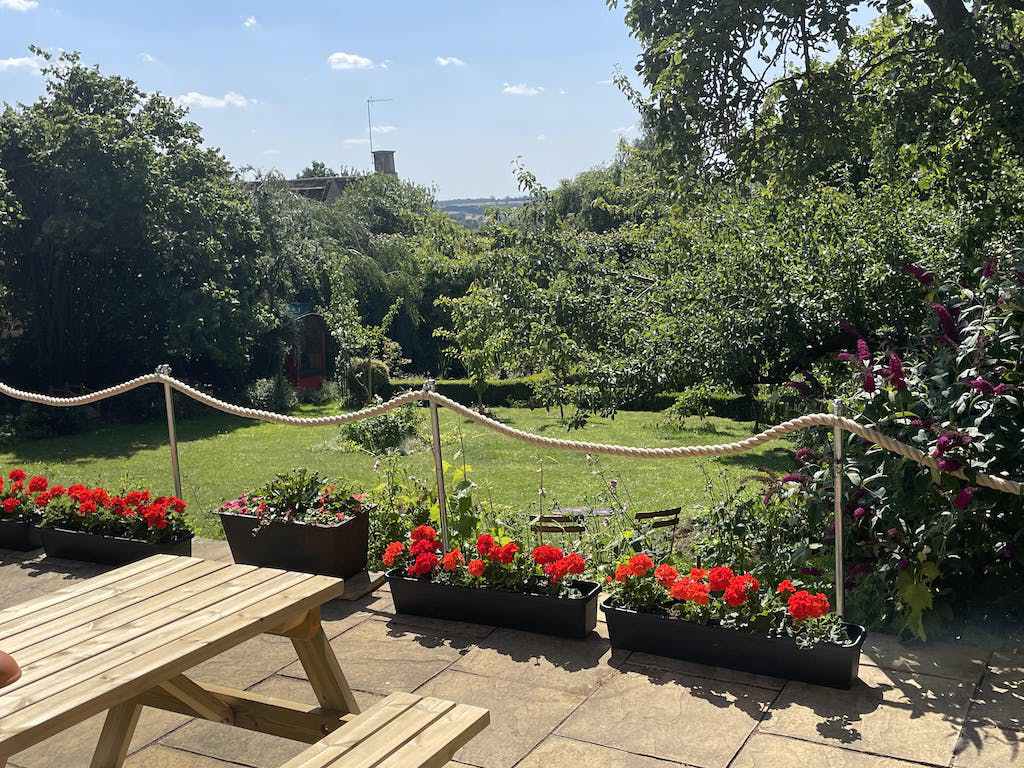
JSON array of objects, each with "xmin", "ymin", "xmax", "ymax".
[{"xmin": 0, "ymin": 373, "xmax": 1019, "ymax": 496}]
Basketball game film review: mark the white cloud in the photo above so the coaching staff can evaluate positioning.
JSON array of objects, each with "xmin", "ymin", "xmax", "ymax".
[
  {"xmin": 612, "ymin": 124, "xmax": 639, "ymax": 138},
  {"xmin": 0, "ymin": 0, "xmax": 39, "ymax": 11},
  {"xmin": 261, "ymin": 149, "xmax": 281, "ymax": 155},
  {"xmin": 536, "ymin": 134, "xmax": 548, "ymax": 142},
  {"xmin": 0, "ymin": 55, "xmax": 42, "ymax": 73},
  {"xmin": 371, "ymin": 124, "xmax": 396, "ymax": 134},
  {"xmin": 343, "ymin": 138, "xmax": 370, "ymax": 145},
  {"xmin": 502, "ymin": 82, "xmax": 543, "ymax": 96},
  {"xmin": 558, "ymin": 88, "xmax": 568, "ymax": 95},
  {"xmin": 435, "ymin": 56, "xmax": 466, "ymax": 67},
  {"xmin": 328, "ymin": 51, "xmax": 377, "ymax": 70},
  {"xmin": 139, "ymin": 52, "xmax": 158, "ymax": 64},
  {"xmin": 596, "ymin": 79, "xmax": 613, "ymax": 86},
  {"xmin": 243, "ymin": 15, "xmax": 258, "ymax": 28},
  {"xmin": 173, "ymin": 91, "xmax": 252, "ymax": 109}
]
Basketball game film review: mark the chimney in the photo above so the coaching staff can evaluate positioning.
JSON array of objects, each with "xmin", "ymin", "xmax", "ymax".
[{"xmin": 372, "ymin": 150, "xmax": 397, "ymax": 176}]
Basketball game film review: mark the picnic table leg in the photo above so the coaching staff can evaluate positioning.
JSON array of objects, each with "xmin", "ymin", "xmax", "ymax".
[
  {"xmin": 89, "ymin": 700, "xmax": 142, "ymax": 768},
  {"xmin": 291, "ymin": 626, "xmax": 360, "ymax": 716}
]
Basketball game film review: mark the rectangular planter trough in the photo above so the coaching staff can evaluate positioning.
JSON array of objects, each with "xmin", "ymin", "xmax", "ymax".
[
  {"xmin": 40, "ymin": 527, "xmax": 193, "ymax": 565},
  {"xmin": 0, "ymin": 519, "xmax": 42, "ymax": 551},
  {"xmin": 602, "ymin": 602, "xmax": 865, "ymax": 689},
  {"xmin": 220, "ymin": 511, "xmax": 369, "ymax": 579},
  {"xmin": 387, "ymin": 570, "xmax": 601, "ymax": 638}
]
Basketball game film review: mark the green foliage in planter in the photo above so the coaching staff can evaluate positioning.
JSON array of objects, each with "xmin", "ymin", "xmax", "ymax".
[{"xmin": 365, "ymin": 453, "xmax": 434, "ymax": 570}]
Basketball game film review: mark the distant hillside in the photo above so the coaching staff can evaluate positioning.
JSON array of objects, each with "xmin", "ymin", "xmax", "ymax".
[{"xmin": 436, "ymin": 196, "xmax": 528, "ymax": 229}]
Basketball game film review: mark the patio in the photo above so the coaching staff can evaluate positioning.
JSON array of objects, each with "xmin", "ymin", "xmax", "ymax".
[{"xmin": 1, "ymin": 541, "xmax": 1020, "ymax": 768}]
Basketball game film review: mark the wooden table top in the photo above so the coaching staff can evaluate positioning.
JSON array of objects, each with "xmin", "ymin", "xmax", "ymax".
[{"xmin": 0, "ymin": 554, "xmax": 344, "ymax": 757}]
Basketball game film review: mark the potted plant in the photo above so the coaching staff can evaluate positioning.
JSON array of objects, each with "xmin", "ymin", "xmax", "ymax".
[
  {"xmin": 38, "ymin": 485, "xmax": 193, "ymax": 564},
  {"xmin": 602, "ymin": 555, "xmax": 866, "ymax": 688},
  {"xmin": 218, "ymin": 468, "xmax": 372, "ymax": 579},
  {"xmin": 0, "ymin": 468, "xmax": 48, "ymax": 551},
  {"xmin": 385, "ymin": 527, "xmax": 600, "ymax": 638}
]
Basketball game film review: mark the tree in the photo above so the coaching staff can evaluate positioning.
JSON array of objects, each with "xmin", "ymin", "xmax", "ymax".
[
  {"xmin": 0, "ymin": 51, "xmax": 284, "ymax": 388},
  {"xmin": 612, "ymin": 0, "xmax": 1024, "ymax": 176},
  {"xmin": 297, "ymin": 161, "xmax": 338, "ymax": 178}
]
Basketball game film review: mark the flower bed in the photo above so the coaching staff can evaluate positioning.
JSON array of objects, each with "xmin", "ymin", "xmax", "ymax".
[
  {"xmin": 37, "ymin": 484, "xmax": 193, "ymax": 564},
  {"xmin": 603, "ymin": 555, "xmax": 865, "ymax": 688},
  {"xmin": 0, "ymin": 468, "xmax": 47, "ymax": 550},
  {"xmin": 218, "ymin": 469, "xmax": 372, "ymax": 578},
  {"xmin": 384, "ymin": 527, "xmax": 600, "ymax": 637}
]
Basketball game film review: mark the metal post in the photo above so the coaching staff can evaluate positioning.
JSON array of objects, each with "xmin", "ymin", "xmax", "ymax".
[
  {"xmin": 832, "ymin": 399, "xmax": 845, "ymax": 617},
  {"xmin": 157, "ymin": 365, "xmax": 183, "ymax": 499},
  {"xmin": 425, "ymin": 380, "xmax": 450, "ymax": 550}
]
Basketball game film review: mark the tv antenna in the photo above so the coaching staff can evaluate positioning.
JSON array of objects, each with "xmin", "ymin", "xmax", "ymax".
[{"xmin": 366, "ymin": 97, "xmax": 393, "ymax": 158}]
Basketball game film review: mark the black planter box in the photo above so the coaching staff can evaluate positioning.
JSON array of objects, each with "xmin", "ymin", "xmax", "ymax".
[
  {"xmin": 387, "ymin": 570, "xmax": 601, "ymax": 638},
  {"xmin": 220, "ymin": 511, "xmax": 369, "ymax": 579},
  {"xmin": 602, "ymin": 602, "xmax": 865, "ymax": 689},
  {"xmin": 40, "ymin": 527, "xmax": 193, "ymax": 565},
  {"xmin": 0, "ymin": 518, "xmax": 42, "ymax": 551}
]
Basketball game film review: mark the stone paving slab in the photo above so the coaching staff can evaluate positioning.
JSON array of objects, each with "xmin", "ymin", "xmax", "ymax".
[
  {"xmin": 953, "ymin": 723, "xmax": 1024, "ymax": 766},
  {"xmin": 626, "ymin": 649, "xmax": 786, "ymax": 691},
  {"xmin": 731, "ymin": 733, "xmax": 928, "ymax": 767},
  {"xmin": 759, "ymin": 664, "xmax": 973, "ymax": 766},
  {"xmin": 278, "ymin": 617, "xmax": 472, "ymax": 695},
  {"xmin": 414, "ymin": 669, "xmax": 586, "ymax": 768},
  {"xmin": 556, "ymin": 664, "xmax": 776, "ymax": 768},
  {"xmin": 450, "ymin": 627, "xmax": 622, "ymax": 695},
  {"xmin": 861, "ymin": 633, "xmax": 992, "ymax": 683},
  {"xmin": 515, "ymin": 735, "xmax": 683, "ymax": 767},
  {"xmin": 124, "ymin": 745, "xmax": 240, "ymax": 767}
]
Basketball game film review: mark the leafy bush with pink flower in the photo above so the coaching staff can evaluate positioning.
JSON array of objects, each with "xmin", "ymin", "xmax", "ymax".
[
  {"xmin": 38, "ymin": 484, "xmax": 191, "ymax": 544},
  {"xmin": 606, "ymin": 554, "xmax": 848, "ymax": 648},
  {"xmin": 784, "ymin": 255, "xmax": 1024, "ymax": 638},
  {"xmin": 383, "ymin": 525, "xmax": 590, "ymax": 597}
]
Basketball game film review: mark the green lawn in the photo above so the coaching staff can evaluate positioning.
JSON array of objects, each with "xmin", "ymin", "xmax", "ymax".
[{"xmin": 0, "ymin": 404, "xmax": 794, "ymax": 538}]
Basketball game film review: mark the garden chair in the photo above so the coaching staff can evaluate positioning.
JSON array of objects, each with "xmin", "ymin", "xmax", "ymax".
[
  {"xmin": 529, "ymin": 510, "xmax": 586, "ymax": 544},
  {"xmin": 633, "ymin": 507, "xmax": 682, "ymax": 552}
]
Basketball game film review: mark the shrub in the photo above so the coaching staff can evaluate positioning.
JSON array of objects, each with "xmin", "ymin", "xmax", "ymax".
[
  {"xmin": 661, "ymin": 384, "xmax": 722, "ymax": 429},
  {"xmin": 344, "ymin": 358, "xmax": 391, "ymax": 404},
  {"xmin": 297, "ymin": 380, "xmax": 343, "ymax": 405},
  {"xmin": 12, "ymin": 402, "xmax": 89, "ymax": 438},
  {"xmin": 341, "ymin": 401, "xmax": 422, "ymax": 455},
  {"xmin": 247, "ymin": 371, "xmax": 297, "ymax": 413}
]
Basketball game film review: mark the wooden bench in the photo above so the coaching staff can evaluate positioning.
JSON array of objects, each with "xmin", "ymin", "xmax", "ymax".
[
  {"xmin": 281, "ymin": 692, "xmax": 488, "ymax": 768},
  {"xmin": 0, "ymin": 555, "xmax": 488, "ymax": 768}
]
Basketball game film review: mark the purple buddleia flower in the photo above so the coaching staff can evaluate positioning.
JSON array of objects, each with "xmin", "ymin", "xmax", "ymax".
[
  {"xmin": 982, "ymin": 258, "xmax": 997, "ymax": 278},
  {"xmin": 953, "ymin": 486, "xmax": 976, "ymax": 510},
  {"xmin": 795, "ymin": 448, "xmax": 817, "ymax": 465},
  {"xmin": 903, "ymin": 263, "xmax": 934, "ymax": 285},
  {"xmin": 883, "ymin": 352, "xmax": 907, "ymax": 391},
  {"xmin": 781, "ymin": 473, "xmax": 808, "ymax": 484},
  {"xmin": 863, "ymin": 370, "xmax": 876, "ymax": 393},
  {"xmin": 856, "ymin": 338, "xmax": 871, "ymax": 362},
  {"xmin": 852, "ymin": 507, "xmax": 868, "ymax": 521},
  {"xmin": 932, "ymin": 304, "xmax": 959, "ymax": 343},
  {"xmin": 836, "ymin": 352, "xmax": 855, "ymax": 362},
  {"xmin": 938, "ymin": 458, "xmax": 961, "ymax": 472},
  {"xmin": 994, "ymin": 383, "xmax": 1010, "ymax": 396},
  {"xmin": 969, "ymin": 377, "xmax": 995, "ymax": 395}
]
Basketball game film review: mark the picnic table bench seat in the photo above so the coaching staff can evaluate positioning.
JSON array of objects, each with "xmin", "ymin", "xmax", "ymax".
[
  {"xmin": 281, "ymin": 692, "xmax": 488, "ymax": 768},
  {"xmin": 0, "ymin": 555, "xmax": 489, "ymax": 768}
]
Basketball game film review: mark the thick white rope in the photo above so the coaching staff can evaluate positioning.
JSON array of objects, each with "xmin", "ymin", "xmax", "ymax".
[{"xmin": 0, "ymin": 375, "xmax": 1019, "ymax": 496}]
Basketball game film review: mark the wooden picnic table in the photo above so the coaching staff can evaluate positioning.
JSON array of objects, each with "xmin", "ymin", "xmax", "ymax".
[{"xmin": 0, "ymin": 554, "xmax": 488, "ymax": 768}]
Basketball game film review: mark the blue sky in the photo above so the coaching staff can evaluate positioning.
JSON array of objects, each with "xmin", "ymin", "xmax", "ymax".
[{"xmin": 0, "ymin": 0, "xmax": 643, "ymax": 198}]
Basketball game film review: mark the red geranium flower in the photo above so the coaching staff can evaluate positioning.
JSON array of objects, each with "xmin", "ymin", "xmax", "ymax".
[
  {"xmin": 532, "ymin": 544, "xmax": 564, "ymax": 566},
  {"xmin": 8, "ymin": 469, "xmax": 26, "ymax": 482},
  {"xmin": 406, "ymin": 552, "xmax": 439, "ymax": 577},
  {"xmin": 787, "ymin": 590, "xmax": 830, "ymax": 620},
  {"xmin": 776, "ymin": 579, "xmax": 797, "ymax": 594},
  {"xmin": 708, "ymin": 566, "xmax": 735, "ymax": 591},
  {"xmin": 670, "ymin": 577, "xmax": 710, "ymax": 605},
  {"xmin": 410, "ymin": 524, "xmax": 437, "ymax": 542},
  {"xmin": 626, "ymin": 553, "xmax": 654, "ymax": 577},
  {"xmin": 78, "ymin": 499, "xmax": 98, "ymax": 516},
  {"xmin": 410, "ymin": 538, "xmax": 439, "ymax": 557},
  {"xmin": 545, "ymin": 552, "xmax": 585, "ymax": 583},
  {"xmin": 491, "ymin": 541, "xmax": 519, "ymax": 564},
  {"xmin": 654, "ymin": 563, "xmax": 679, "ymax": 588},
  {"xmin": 689, "ymin": 567, "xmax": 707, "ymax": 580},
  {"xmin": 441, "ymin": 548, "xmax": 464, "ymax": 572},
  {"xmin": 142, "ymin": 505, "xmax": 168, "ymax": 529},
  {"xmin": 723, "ymin": 573, "xmax": 759, "ymax": 607},
  {"xmin": 382, "ymin": 541, "xmax": 405, "ymax": 567},
  {"xmin": 476, "ymin": 533, "xmax": 495, "ymax": 557},
  {"xmin": 467, "ymin": 558, "xmax": 486, "ymax": 578},
  {"xmin": 28, "ymin": 476, "xmax": 47, "ymax": 493},
  {"xmin": 2, "ymin": 498, "xmax": 19, "ymax": 514},
  {"xmin": 614, "ymin": 563, "xmax": 632, "ymax": 582}
]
